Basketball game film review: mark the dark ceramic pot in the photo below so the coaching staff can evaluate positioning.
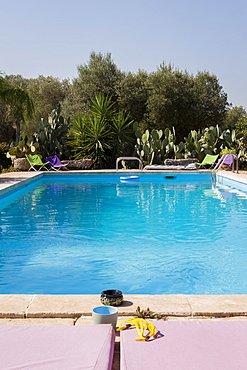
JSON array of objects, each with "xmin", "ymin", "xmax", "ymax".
[{"xmin": 100, "ymin": 290, "xmax": 123, "ymax": 306}]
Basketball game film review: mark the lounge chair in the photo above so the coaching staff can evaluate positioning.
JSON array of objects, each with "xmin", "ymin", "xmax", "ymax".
[
  {"xmin": 45, "ymin": 155, "xmax": 69, "ymax": 171},
  {"xmin": 120, "ymin": 320, "xmax": 247, "ymax": 370},
  {"xmin": 25, "ymin": 154, "xmax": 49, "ymax": 171},
  {"xmin": 0, "ymin": 325, "xmax": 115, "ymax": 369},
  {"xmin": 144, "ymin": 163, "xmax": 197, "ymax": 170},
  {"xmin": 219, "ymin": 153, "xmax": 237, "ymax": 168},
  {"xmin": 212, "ymin": 153, "xmax": 238, "ymax": 172},
  {"xmin": 197, "ymin": 154, "xmax": 219, "ymax": 168},
  {"xmin": 144, "ymin": 158, "xmax": 198, "ymax": 170}
]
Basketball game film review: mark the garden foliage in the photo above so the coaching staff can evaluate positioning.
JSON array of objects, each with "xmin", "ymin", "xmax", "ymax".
[
  {"xmin": 1, "ymin": 52, "xmax": 247, "ymax": 170},
  {"xmin": 68, "ymin": 93, "xmax": 134, "ymax": 168}
]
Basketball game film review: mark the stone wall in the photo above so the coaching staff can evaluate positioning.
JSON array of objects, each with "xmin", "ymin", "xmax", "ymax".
[
  {"xmin": 62, "ymin": 159, "xmax": 93, "ymax": 170},
  {"xmin": 14, "ymin": 158, "xmax": 93, "ymax": 171},
  {"xmin": 14, "ymin": 158, "xmax": 30, "ymax": 171}
]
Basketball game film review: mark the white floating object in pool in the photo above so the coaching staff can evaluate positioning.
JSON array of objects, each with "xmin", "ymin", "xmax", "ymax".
[{"xmin": 120, "ymin": 176, "xmax": 139, "ymax": 182}]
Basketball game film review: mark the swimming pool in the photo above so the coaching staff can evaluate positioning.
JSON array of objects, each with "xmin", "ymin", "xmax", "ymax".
[{"xmin": 0, "ymin": 172, "xmax": 247, "ymax": 295}]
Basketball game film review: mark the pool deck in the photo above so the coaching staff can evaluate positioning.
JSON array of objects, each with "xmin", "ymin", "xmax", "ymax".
[{"xmin": 1, "ymin": 169, "xmax": 247, "ymax": 369}]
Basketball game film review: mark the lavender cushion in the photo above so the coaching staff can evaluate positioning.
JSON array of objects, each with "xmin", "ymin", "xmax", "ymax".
[
  {"xmin": 0, "ymin": 325, "xmax": 115, "ymax": 369},
  {"xmin": 121, "ymin": 320, "xmax": 247, "ymax": 370}
]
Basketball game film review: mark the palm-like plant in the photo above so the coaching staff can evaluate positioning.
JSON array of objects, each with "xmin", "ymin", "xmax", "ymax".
[
  {"xmin": 69, "ymin": 93, "xmax": 134, "ymax": 168},
  {"xmin": 83, "ymin": 116, "xmax": 112, "ymax": 168},
  {"xmin": 111, "ymin": 110, "xmax": 134, "ymax": 161},
  {"xmin": 90, "ymin": 92, "xmax": 115, "ymax": 121},
  {"xmin": 69, "ymin": 113, "xmax": 112, "ymax": 168},
  {"xmin": 0, "ymin": 74, "xmax": 34, "ymax": 144},
  {"xmin": 68, "ymin": 114, "xmax": 86, "ymax": 155}
]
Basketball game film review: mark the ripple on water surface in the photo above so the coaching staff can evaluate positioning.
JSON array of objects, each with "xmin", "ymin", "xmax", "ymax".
[{"xmin": 0, "ymin": 178, "xmax": 247, "ymax": 294}]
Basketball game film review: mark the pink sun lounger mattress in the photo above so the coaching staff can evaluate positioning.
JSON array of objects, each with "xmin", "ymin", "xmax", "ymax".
[
  {"xmin": 120, "ymin": 320, "xmax": 247, "ymax": 370},
  {"xmin": 0, "ymin": 324, "xmax": 115, "ymax": 369}
]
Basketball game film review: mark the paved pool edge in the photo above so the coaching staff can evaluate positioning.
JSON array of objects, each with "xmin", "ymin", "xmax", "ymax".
[
  {"xmin": 0, "ymin": 294, "xmax": 247, "ymax": 319},
  {"xmin": 1, "ymin": 169, "xmax": 247, "ymax": 196}
]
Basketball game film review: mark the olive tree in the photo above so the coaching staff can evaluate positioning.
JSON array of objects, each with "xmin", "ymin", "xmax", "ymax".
[{"xmin": 62, "ymin": 52, "xmax": 123, "ymax": 118}]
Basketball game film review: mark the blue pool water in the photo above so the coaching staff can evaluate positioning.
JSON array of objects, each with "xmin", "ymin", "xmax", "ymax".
[{"xmin": 0, "ymin": 173, "xmax": 247, "ymax": 294}]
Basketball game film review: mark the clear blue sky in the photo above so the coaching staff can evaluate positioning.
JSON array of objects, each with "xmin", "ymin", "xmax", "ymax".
[{"xmin": 1, "ymin": 0, "xmax": 247, "ymax": 108}]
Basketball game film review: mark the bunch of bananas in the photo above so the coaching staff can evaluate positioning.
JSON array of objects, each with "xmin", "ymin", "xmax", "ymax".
[{"xmin": 116, "ymin": 318, "xmax": 157, "ymax": 341}]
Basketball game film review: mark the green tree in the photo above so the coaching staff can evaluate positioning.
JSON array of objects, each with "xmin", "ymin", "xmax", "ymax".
[
  {"xmin": 0, "ymin": 101, "xmax": 15, "ymax": 142},
  {"xmin": 4, "ymin": 74, "xmax": 28, "ymax": 89},
  {"xmin": 28, "ymin": 75, "xmax": 70, "ymax": 134},
  {"xmin": 193, "ymin": 71, "xmax": 229, "ymax": 129},
  {"xmin": 62, "ymin": 52, "xmax": 123, "ymax": 118},
  {"xmin": 235, "ymin": 116, "xmax": 247, "ymax": 138},
  {"xmin": 4, "ymin": 74, "xmax": 70, "ymax": 137},
  {"xmin": 223, "ymin": 106, "xmax": 246, "ymax": 130},
  {"xmin": 146, "ymin": 64, "xmax": 196, "ymax": 140},
  {"xmin": 0, "ymin": 74, "xmax": 34, "ymax": 143},
  {"xmin": 145, "ymin": 66, "xmax": 228, "ymax": 141},
  {"xmin": 116, "ymin": 70, "xmax": 149, "ymax": 124}
]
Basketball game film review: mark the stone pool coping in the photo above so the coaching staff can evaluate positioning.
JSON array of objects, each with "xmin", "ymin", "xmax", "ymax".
[
  {"xmin": 1, "ymin": 294, "xmax": 247, "ymax": 319},
  {"xmin": 1, "ymin": 168, "xmax": 247, "ymax": 192},
  {"xmin": 1, "ymin": 169, "xmax": 247, "ymax": 319}
]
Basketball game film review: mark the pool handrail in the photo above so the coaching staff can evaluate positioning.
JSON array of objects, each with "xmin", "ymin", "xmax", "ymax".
[
  {"xmin": 213, "ymin": 153, "xmax": 239, "ymax": 173},
  {"xmin": 116, "ymin": 157, "xmax": 143, "ymax": 171}
]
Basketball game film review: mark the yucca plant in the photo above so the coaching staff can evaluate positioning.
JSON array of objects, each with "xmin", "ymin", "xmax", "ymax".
[
  {"xmin": 81, "ymin": 116, "xmax": 112, "ymax": 168},
  {"xmin": 89, "ymin": 92, "xmax": 115, "ymax": 121},
  {"xmin": 111, "ymin": 110, "xmax": 134, "ymax": 162},
  {"xmin": 69, "ymin": 94, "xmax": 134, "ymax": 168},
  {"xmin": 69, "ymin": 113, "xmax": 112, "ymax": 168}
]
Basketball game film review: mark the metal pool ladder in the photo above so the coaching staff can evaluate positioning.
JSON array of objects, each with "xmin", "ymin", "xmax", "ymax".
[
  {"xmin": 212, "ymin": 153, "xmax": 239, "ymax": 173},
  {"xmin": 116, "ymin": 157, "xmax": 143, "ymax": 171}
]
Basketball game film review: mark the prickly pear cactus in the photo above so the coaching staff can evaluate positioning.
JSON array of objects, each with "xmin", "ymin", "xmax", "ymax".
[
  {"xmin": 7, "ymin": 136, "xmax": 39, "ymax": 161},
  {"xmin": 134, "ymin": 127, "xmax": 182, "ymax": 164},
  {"xmin": 33, "ymin": 107, "xmax": 71, "ymax": 158}
]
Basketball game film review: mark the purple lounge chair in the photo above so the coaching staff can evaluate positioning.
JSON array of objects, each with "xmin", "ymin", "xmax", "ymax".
[
  {"xmin": 221, "ymin": 153, "xmax": 237, "ymax": 166},
  {"xmin": 214, "ymin": 153, "xmax": 237, "ymax": 171},
  {"xmin": 0, "ymin": 325, "xmax": 115, "ymax": 369},
  {"xmin": 120, "ymin": 320, "xmax": 247, "ymax": 370},
  {"xmin": 45, "ymin": 155, "xmax": 69, "ymax": 171}
]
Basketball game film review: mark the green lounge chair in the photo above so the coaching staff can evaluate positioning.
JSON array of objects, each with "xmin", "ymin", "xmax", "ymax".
[
  {"xmin": 25, "ymin": 154, "xmax": 49, "ymax": 171},
  {"xmin": 197, "ymin": 154, "xmax": 219, "ymax": 168}
]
